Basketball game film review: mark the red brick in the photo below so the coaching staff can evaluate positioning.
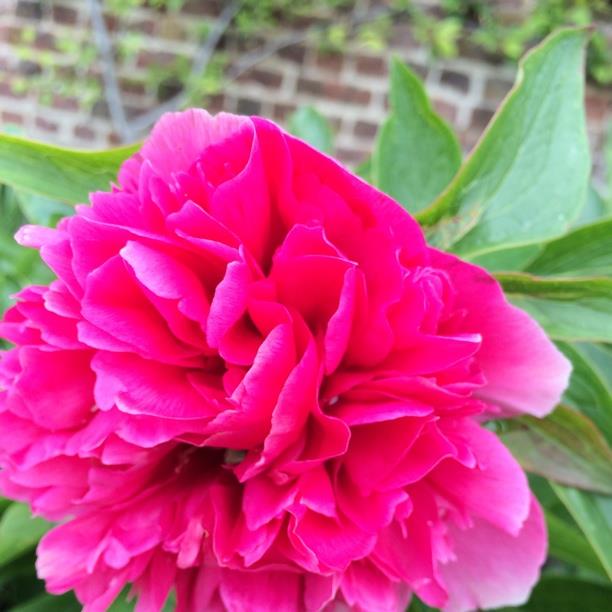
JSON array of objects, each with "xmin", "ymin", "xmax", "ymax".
[
  {"xmin": 92, "ymin": 100, "xmax": 110, "ymax": 119},
  {"xmin": 156, "ymin": 19, "xmax": 187, "ymax": 41},
  {"xmin": 102, "ymin": 13, "xmax": 120, "ymax": 32},
  {"xmin": 407, "ymin": 61, "xmax": 427, "ymax": 80},
  {"xmin": 236, "ymin": 97, "xmax": 261, "ymax": 116},
  {"xmin": 35, "ymin": 116, "xmax": 59, "ymax": 132},
  {"xmin": 51, "ymin": 94, "xmax": 79, "ymax": 111},
  {"xmin": 484, "ymin": 77, "xmax": 513, "ymax": 102},
  {"xmin": 74, "ymin": 124, "xmax": 96, "ymax": 140},
  {"xmin": 108, "ymin": 131, "xmax": 123, "ymax": 146},
  {"xmin": 273, "ymin": 103, "xmax": 296, "ymax": 122},
  {"xmin": 52, "ymin": 4, "xmax": 78, "ymax": 25},
  {"xmin": 298, "ymin": 78, "xmax": 371, "ymax": 105},
  {"xmin": 132, "ymin": 19, "xmax": 156, "ymax": 36},
  {"xmin": 586, "ymin": 91, "xmax": 609, "ymax": 123},
  {"xmin": 297, "ymin": 77, "xmax": 322, "ymax": 96},
  {"xmin": 206, "ymin": 94, "xmax": 226, "ymax": 114},
  {"xmin": 325, "ymin": 83, "xmax": 371, "ymax": 105},
  {"xmin": 314, "ymin": 51, "xmax": 344, "ymax": 73},
  {"xmin": 440, "ymin": 69, "xmax": 470, "ymax": 93},
  {"xmin": 18, "ymin": 60, "xmax": 41, "ymax": 76},
  {"xmin": 120, "ymin": 78, "xmax": 147, "ymax": 97},
  {"xmin": 16, "ymin": 0, "xmax": 42, "ymax": 19},
  {"xmin": 0, "ymin": 81, "xmax": 26, "ymax": 99},
  {"xmin": 432, "ymin": 99, "xmax": 458, "ymax": 124},
  {"xmin": 1, "ymin": 111, "xmax": 24, "ymax": 125},
  {"xmin": 336, "ymin": 147, "xmax": 369, "ymax": 166},
  {"xmin": 182, "ymin": 0, "xmax": 223, "ymax": 17},
  {"xmin": 34, "ymin": 31, "xmax": 56, "ymax": 51},
  {"xmin": 471, "ymin": 107, "xmax": 495, "ymax": 129},
  {"xmin": 389, "ymin": 23, "xmax": 418, "ymax": 48},
  {"xmin": 0, "ymin": 25, "xmax": 21, "ymax": 44},
  {"xmin": 459, "ymin": 128, "xmax": 481, "ymax": 152},
  {"xmin": 136, "ymin": 50, "xmax": 179, "ymax": 69},
  {"xmin": 354, "ymin": 120, "xmax": 378, "ymax": 139},
  {"xmin": 278, "ymin": 44, "xmax": 307, "ymax": 64},
  {"xmin": 354, "ymin": 55, "xmax": 386, "ymax": 76},
  {"xmin": 236, "ymin": 68, "xmax": 283, "ymax": 89}
]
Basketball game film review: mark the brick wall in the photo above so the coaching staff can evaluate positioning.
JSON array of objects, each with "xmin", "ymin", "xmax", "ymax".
[{"xmin": 0, "ymin": 0, "xmax": 610, "ymax": 180}]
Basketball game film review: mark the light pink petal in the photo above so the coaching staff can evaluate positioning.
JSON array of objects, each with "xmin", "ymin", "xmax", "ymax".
[
  {"xmin": 372, "ymin": 486, "xmax": 447, "ymax": 608},
  {"xmin": 431, "ymin": 249, "xmax": 571, "ymax": 417},
  {"xmin": 440, "ymin": 496, "xmax": 546, "ymax": 612}
]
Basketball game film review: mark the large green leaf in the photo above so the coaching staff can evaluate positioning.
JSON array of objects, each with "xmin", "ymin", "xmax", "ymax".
[
  {"xmin": 552, "ymin": 484, "xmax": 612, "ymax": 580},
  {"xmin": 418, "ymin": 29, "xmax": 590, "ymax": 258},
  {"xmin": 501, "ymin": 405, "xmax": 612, "ymax": 494},
  {"xmin": 287, "ymin": 107, "xmax": 334, "ymax": 155},
  {"xmin": 504, "ymin": 576, "xmax": 612, "ymax": 611},
  {"xmin": 497, "ymin": 273, "xmax": 612, "ymax": 342},
  {"xmin": 573, "ymin": 184, "xmax": 612, "ymax": 227},
  {"xmin": 470, "ymin": 243, "xmax": 542, "ymax": 273},
  {"xmin": 372, "ymin": 57, "xmax": 461, "ymax": 213},
  {"xmin": 0, "ymin": 503, "xmax": 52, "ymax": 567},
  {"xmin": 526, "ymin": 217, "xmax": 612, "ymax": 277},
  {"xmin": 558, "ymin": 342, "xmax": 612, "ymax": 445},
  {"xmin": 0, "ymin": 133, "xmax": 139, "ymax": 204},
  {"xmin": 545, "ymin": 511, "xmax": 608, "ymax": 576},
  {"xmin": 8, "ymin": 593, "xmax": 80, "ymax": 612},
  {"xmin": 15, "ymin": 190, "xmax": 72, "ymax": 226}
]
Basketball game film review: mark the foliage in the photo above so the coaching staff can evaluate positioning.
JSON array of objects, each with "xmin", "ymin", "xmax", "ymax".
[{"xmin": 1, "ymin": 25, "xmax": 612, "ymax": 612}]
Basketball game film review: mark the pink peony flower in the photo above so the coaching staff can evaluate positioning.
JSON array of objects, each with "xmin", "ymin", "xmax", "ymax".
[{"xmin": 0, "ymin": 110, "xmax": 570, "ymax": 612}]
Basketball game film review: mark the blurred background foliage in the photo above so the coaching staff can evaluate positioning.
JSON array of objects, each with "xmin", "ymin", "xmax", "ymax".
[{"xmin": 9, "ymin": 0, "xmax": 612, "ymax": 121}]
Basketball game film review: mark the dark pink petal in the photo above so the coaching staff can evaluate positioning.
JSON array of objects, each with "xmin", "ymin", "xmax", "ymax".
[
  {"xmin": 430, "ymin": 420, "xmax": 530, "ymax": 535},
  {"xmin": 219, "ymin": 569, "xmax": 300, "ymax": 611},
  {"xmin": 92, "ymin": 352, "xmax": 220, "ymax": 420},
  {"xmin": 341, "ymin": 560, "xmax": 410, "ymax": 612}
]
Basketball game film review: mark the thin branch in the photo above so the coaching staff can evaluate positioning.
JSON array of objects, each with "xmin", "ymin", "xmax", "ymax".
[
  {"xmin": 86, "ymin": 0, "xmax": 131, "ymax": 141},
  {"xmin": 128, "ymin": 0, "xmax": 244, "ymax": 136}
]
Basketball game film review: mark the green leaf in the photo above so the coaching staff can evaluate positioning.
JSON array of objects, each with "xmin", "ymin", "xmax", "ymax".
[
  {"xmin": 15, "ymin": 190, "xmax": 72, "ymax": 226},
  {"xmin": 8, "ymin": 593, "xmax": 81, "ymax": 612},
  {"xmin": 573, "ymin": 184, "xmax": 612, "ymax": 227},
  {"xmin": 504, "ymin": 576, "xmax": 612, "ymax": 611},
  {"xmin": 372, "ymin": 57, "xmax": 461, "ymax": 213},
  {"xmin": 552, "ymin": 484, "xmax": 612, "ymax": 580},
  {"xmin": 497, "ymin": 273, "xmax": 612, "ymax": 342},
  {"xmin": 418, "ymin": 29, "xmax": 590, "ymax": 258},
  {"xmin": 501, "ymin": 405, "xmax": 612, "ymax": 494},
  {"xmin": 107, "ymin": 588, "xmax": 176, "ymax": 611},
  {"xmin": 287, "ymin": 107, "xmax": 334, "ymax": 155},
  {"xmin": 525, "ymin": 218, "xmax": 612, "ymax": 277},
  {"xmin": 545, "ymin": 511, "xmax": 607, "ymax": 576},
  {"xmin": 557, "ymin": 342, "xmax": 612, "ymax": 445},
  {"xmin": 0, "ymin": 503, "xmax": 53, "ymax": 567},
  {"xmin": 470, "ymin": 243, "xmax": 542, "ymax": 272},
  {"xmin": 0, "ymin": 133, "xmax": 139, "ymax": 204}
]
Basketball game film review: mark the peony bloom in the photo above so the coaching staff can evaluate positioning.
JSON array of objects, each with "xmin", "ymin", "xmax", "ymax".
[{"xmin": 0, "ymin": 110, "xmax": 570, "ymax": 612}]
